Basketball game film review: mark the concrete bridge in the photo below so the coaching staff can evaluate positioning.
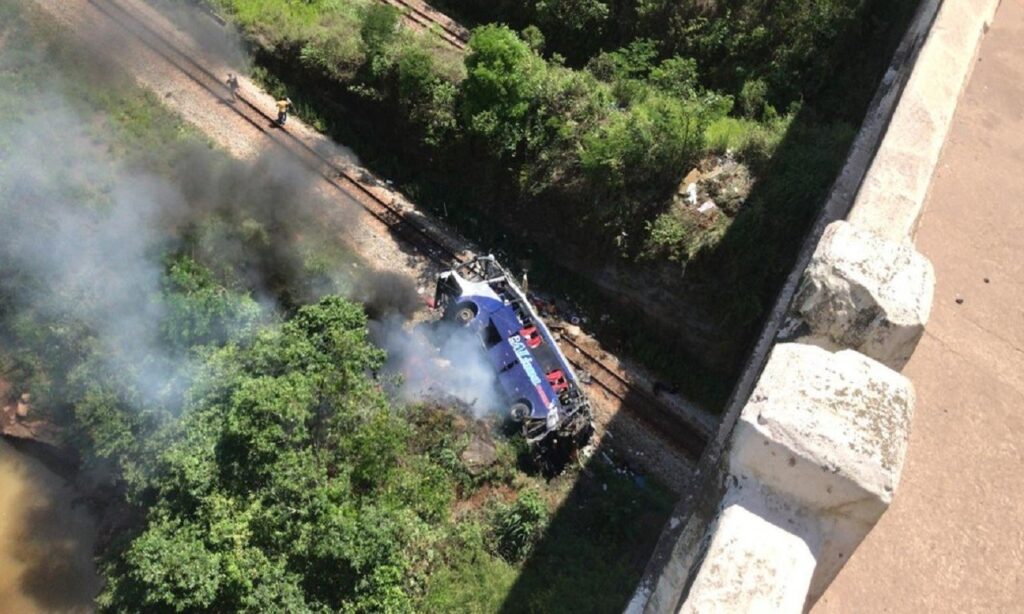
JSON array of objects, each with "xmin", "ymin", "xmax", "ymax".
[{"xmin": 631, "ymin": 0, "xmax": 1023, "ymax": 611}]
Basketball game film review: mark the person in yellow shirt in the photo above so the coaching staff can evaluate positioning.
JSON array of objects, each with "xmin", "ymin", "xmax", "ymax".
[{"xmin": 276, "ymin": 98, "xmax": 292, "ymax": 126}]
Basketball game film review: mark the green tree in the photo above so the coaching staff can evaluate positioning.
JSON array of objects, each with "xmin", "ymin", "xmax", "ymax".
[
  {"xmin": 99, "ymin": 296, "xmax": 456, "ymax": 612},
  {"xmin": 160, "ymin": 256, "xmax": 262, "ymax": 350},
  {"xmin": 460, "ymin": 25, "xmax": 546, "ymax": 155},
  {"xmin": 535, "ymin": 0, "xmax": 610, "ymax": 34},
  {"xmin": 360, "ymin": 3, "xmax": 401, "ymax": 62}
]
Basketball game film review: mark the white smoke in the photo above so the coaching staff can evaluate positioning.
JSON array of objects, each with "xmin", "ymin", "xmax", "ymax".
[
  {"xmin": 0, "ymin": 96, "xmax": 195, "ymax": 404},
  {"xmin": 370, "ymin": 316, "xmax": 506, "ymax": 418},
  {"xmin": 0, "ymin": 9, "xmax": 503, "ymax": 420}
]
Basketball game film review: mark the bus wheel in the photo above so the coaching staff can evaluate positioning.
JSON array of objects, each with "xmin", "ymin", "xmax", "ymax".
[
  {"xmin": 510, "ymin": 402, "xmax": 530, "ymax": 422},
  {"xmin": 454, "ymin": 303, "xmax": 476, "ymax": 325}
]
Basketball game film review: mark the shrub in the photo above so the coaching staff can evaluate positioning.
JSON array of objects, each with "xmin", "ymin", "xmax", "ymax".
[
  {"xmin": 739, "ymin": 78, "xmax": 768, "ymax": 119},
  {"xmin": 490, "ymin": 488, "xmax": 549, "ymax": 563},
  {"xmin": 460, "ymin": 25, "xmax": 547, "ymax": 155}
]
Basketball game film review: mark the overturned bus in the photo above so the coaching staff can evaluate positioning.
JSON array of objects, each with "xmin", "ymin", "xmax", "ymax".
[{"xmin": 434, "ymin": 256, "xmax": 593, "ymax": 450}]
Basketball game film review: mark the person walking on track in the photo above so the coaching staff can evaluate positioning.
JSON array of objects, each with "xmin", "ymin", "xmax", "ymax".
[
  {"xmin": 226, "ymin": 73, "xmax": 240, "ymax": 102},
  {"xmin": 276, "ymin": 98, "xmax": 292, "ymax": 126}
]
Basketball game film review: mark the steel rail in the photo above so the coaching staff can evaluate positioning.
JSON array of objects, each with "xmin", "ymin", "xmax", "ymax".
[
  {"xmin": 381, "ymin": 0, "xmax": 469, "ymax": 50},
  {"xmin": 560, "ymin": 336, "xmax": 706, "ymax": 460}
]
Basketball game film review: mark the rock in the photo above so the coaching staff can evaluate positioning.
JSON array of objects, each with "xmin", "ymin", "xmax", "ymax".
[
  {"xmin": 793, "ymin": 220, "xmax": 934, "ymax": 370},
  {"xmin": 729, "ymin": 343, "xmax": 914, "ymax": 603},
  {"xmin": 703, "ymin": 160, "xmax": 752, "ymax": 215},
  {"xmin": 562, "ymin": 324, "xmax": 582, "ymax": 339},
  {"xmin": 460, "ymin": 435, "xmax": 498, "ymax": 475}
]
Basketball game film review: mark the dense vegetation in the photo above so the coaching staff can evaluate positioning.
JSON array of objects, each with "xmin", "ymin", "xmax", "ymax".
[
  {"xmin": 0, "ymin": 5, "xmax": 673, "ymax": 611},
  {"xmin": 207, "ymin": 0, "xmax": 918, "ymax": 400}
]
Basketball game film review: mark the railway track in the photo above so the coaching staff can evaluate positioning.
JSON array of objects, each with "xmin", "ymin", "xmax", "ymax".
[
  {"xmin": 88, "ymin": 0, "xmax": 708, "ymax": 462},
  {"xmin": 559, "ymin": 336, "xmax": 707, "ymax": 461},
  {"xmin": 88, "ymin": 0, "xmax": 464, "ymax": 268},
  {"xmin": 381, "ymin": 0, "xmax": 469, "ymax": 50}
]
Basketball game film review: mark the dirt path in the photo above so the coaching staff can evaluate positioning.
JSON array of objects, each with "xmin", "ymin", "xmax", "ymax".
[
  {"xmin": 815, "ymin": 1, "xmax": 1024, "ymax": 610},
  {"xmin": 23, "ymin": 0, "xmax": 699, "ymax": 491}
]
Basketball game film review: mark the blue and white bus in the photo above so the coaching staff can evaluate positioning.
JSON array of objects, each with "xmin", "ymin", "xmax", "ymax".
[{"xmin": 434, "ymin": 256, "xmax": 593, "ymax": 448}]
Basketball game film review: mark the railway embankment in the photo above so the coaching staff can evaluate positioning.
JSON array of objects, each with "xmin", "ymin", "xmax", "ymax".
[{"xmin": 628, "ymin": 0, "xmax": 1002, "ymax": 610}]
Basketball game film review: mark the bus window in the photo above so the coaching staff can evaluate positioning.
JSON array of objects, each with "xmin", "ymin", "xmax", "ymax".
[{"xmin": 482, "ymin": 321, "xmax": 503, "ymax": 348}]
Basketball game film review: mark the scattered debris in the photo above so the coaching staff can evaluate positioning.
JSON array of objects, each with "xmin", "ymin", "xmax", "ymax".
[
  {"xmin": 698, "ymin": 200, "xmax": 719, "ymax": 216},
  {"xmin": 674, "ymin": 155, "xmax": 753, "ymax": 217}
]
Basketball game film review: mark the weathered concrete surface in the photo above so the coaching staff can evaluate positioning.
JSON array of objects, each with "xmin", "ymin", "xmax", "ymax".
[
  {"xmin": 731, "ymin": 343, "xmax": 914, "ymax": 604},
  {"xmin": 816, "ymin": 1, "xmax": 1024, "ymax": 611},
  {"xmin": 680, "ymin": 483, "xmax": 820, "ymax": 614},
  {"xmin": 665, "ymin": 343, "xmax": 915, "ymax": 613},
  {"xmin": 733, "ymin": 344, "xmax": 913, "ymax": 520},
  {"xmin": 848, "ymin": 0, "xmax": 1001, "ymax": 241},
  {"xmin": 793, "ymin": 221, "xmax": 935, "ymax": 370}
]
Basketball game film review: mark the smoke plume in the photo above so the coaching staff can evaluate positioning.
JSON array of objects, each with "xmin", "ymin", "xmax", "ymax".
[
  {"xmin": 0, "ymin": 96, "xmax": 191, "ymax": 403},
  {"xmin": 370, "ymin": 317, "xmax": 505, "ymax": 417},
  {"xmin": 0, "ymin": 85, "xmax": 346, "ymax": 404},
  {"xmin": 0, "ymin": 6, "xmax": 504, "ymax": 420}
]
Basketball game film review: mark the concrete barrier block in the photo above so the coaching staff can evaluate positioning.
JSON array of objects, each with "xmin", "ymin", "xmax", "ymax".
[
  {"xmin": 793, "ymin": 221, "xmax": 934, "ymax": 370},
  {"xmin": 730, "ymin": 343, "xmax": 915, "ymax": 603},
  {"xmin": 681, "ymin": 482, "xmax": 820, "ymax": 614}
]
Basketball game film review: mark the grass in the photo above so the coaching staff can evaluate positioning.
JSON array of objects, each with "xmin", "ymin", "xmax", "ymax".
[
  {"xmin": 0, "ymin": 1, "xmax": 211, "ymax": 169},
  {"xmin": 209, "ymin": 0, "xmax": 464, "ymax": 81},
  {"xmin": 423, "ymin": 459, "xmax": 675, "ymax": 613}
]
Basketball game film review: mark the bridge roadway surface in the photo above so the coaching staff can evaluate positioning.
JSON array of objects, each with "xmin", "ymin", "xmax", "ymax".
[{"xmin": 816, "ymin": 0, "xmax": 1024, "ymax": 611}]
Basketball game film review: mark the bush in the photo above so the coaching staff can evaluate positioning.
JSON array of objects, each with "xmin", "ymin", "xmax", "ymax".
[
  {"xmin": 460, "ymin": 25, "xmax": 547, "ymax": 155},
  {"xmin": 580, "ymin": 91, "xmax": 706, "ymax": 209},
  {"xmin": 739, "ymin": 78, "xmax": 768, "ymax": 119},
  {"xmin": 490, "ymin": 488, "xmax": 550, "ymax": 563}
]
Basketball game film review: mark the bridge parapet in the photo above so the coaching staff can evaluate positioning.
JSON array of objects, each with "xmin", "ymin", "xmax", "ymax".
[{"xmin": 630, "ymin": 0, "xmax": 1000, "ymax": 611}]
